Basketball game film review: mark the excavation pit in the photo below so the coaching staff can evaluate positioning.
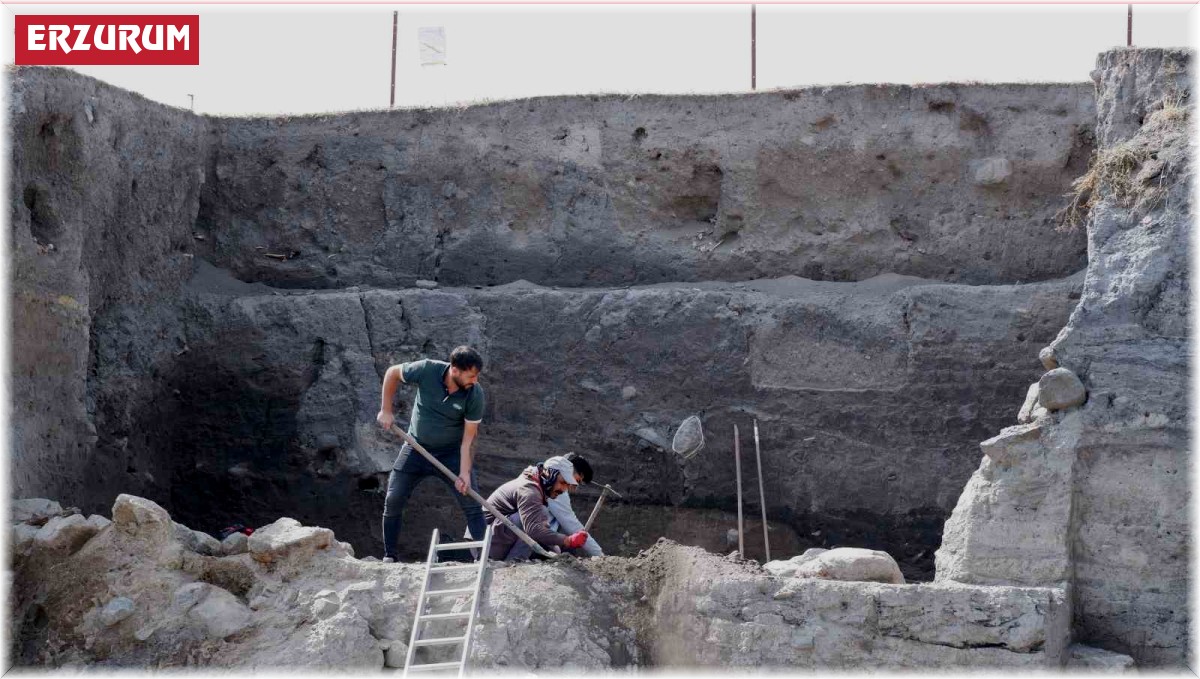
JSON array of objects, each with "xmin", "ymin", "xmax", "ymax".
[
  {"xmin": 12, "ymin": 48, "xmax": 1190, "ymax": 669},
  {"xmin": 11, "ymin": 66, "xmax": 1090, "ymax": 580}
]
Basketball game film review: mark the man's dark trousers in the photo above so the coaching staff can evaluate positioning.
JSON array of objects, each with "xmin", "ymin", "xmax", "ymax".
[{"xmin": 382, "ymin": 442, "xmax": 486, "ymax": 561}]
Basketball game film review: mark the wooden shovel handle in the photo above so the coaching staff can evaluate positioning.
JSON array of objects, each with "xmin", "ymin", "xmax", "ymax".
[{"xmin": 388, "ymin": 425, "xmax": 557, "ymax": 559}]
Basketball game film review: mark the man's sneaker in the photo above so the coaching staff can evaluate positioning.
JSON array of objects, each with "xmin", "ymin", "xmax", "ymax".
[{"xmin": 382, "ymin": 557, "xmax": 396, "ymax": 564}]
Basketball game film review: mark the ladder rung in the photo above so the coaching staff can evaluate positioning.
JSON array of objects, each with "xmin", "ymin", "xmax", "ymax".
[
  {"xmin": 417, "ymin": 611, "xmax": 472, "ymax": 621},
  {"xmin": 436, "ymin": 540, "xmax": 486, "ymax": 550},
  {"xmin": 425, "ymin": 587, "xmax": 475, "ymax": 597},
  {"xmin": 428, "ymin": 564, "xmax": 478, "ymax": 573},
  {"xmin": 406, "ymin": 661, "xmax": 463, "ymax": 671},
  {"xmin": 413, "ymin": 636, "xmax": 467, "ymax": 647}
]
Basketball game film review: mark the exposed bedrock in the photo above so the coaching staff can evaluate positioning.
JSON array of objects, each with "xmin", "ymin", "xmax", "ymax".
[
  {"xmin": 7, "ymin": 497, "xmax": 1070, "ymax": 670},
  {"xmin": 936, "ymin": 48, "xmax": 1191, "ymax": 667},
  {"xmin": 145, "ymin": 263, "xmax": 1079, "ymax": 578},
  {"xmin": 196, "ymin": 84, "xmax": 1090, "ymax": 289},
  {"xmin": 9, "ymin": 67, "xmax": 210, "ymax": 510}
]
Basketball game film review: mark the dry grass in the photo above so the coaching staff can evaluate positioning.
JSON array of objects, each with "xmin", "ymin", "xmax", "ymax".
[
  {"xmin": 1056, "ymin": 90, "xmax": 1187, "ymax": 232},
  {"xmin": 1056, "ymin": 142, "xmax": 1149, "ymax": 231},
  {"xmin": 1148, "ymin": 90, "xmax": 1189, "ymax": 126}
]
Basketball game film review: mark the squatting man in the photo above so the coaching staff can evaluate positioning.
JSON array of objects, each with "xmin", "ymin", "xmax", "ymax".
[
  {"xmin": 375, "ymin": 346, "xmax": 602, "ymax": 561},
  {"xmin": 483, "ymin": 453, "xmax": 598, "ymax": 560}
]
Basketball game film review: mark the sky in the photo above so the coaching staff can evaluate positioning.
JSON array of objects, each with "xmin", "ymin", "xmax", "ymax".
[{"xmin": 1, "ymin": 3, "xmax": 1196, "ymax": 115}]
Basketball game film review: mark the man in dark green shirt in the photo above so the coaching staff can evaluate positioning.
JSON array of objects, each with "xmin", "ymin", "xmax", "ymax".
[{"xmin": 376, "ymin": 345, "xmax": 486, "ymax": 562}]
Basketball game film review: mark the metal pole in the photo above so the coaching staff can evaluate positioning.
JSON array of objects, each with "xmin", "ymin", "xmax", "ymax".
[
  {"xmin": 1127, "ymin": 4, "xmax": 1132, "ymax": 47},
  {"xmin": 753, "ymin": 419, "xmax": 770, "ymax": 562},
  {"xmin": 734, "ymin": 424, "xmax": 744, "ymax": 559},
  {"xmin": 751, "ymin": 5, "xmax": 757, "ymax": 91},
  {"xmin": 390, "ymin": 11, "xmax": 399, "ymax": 107},
  {"xmin": 187, "ymin": 94, "xmax": 194, "ymax": 111}
]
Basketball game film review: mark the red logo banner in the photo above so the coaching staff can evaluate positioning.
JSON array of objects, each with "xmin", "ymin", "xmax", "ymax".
[{"xmin": 14, "ymin": 15, "xmax": 199, "ymax": 66}]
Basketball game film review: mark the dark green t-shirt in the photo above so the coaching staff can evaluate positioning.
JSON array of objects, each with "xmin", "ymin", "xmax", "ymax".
[{"xmin": 401, "ymin": 359, "xmax": 485, "ymax": 451}]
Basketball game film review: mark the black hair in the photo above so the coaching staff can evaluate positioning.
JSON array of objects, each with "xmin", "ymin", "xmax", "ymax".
[
  {"xmin": 564, "ymin": 452, "xmax": 593, "ymax": 484},
  {"xmin": 449, "ymin": 345, "xmax": 484, "ymax": 372}
]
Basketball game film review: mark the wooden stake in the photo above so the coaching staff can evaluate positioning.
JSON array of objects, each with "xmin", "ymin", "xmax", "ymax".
[
  {"xmin": 754, "ymin": 419, "xmax": 770, "ymax": 562},
  {"xmin": 735, "ymin": 423, "xmax": 744, "ymax": 559}
]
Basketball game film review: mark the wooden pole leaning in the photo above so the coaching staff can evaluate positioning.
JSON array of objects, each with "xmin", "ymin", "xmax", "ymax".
[
  {"xmin": 753, "ymin": 419, "xmax": 770, "ymax": 562},
  {"xmin": 734, "ymin": 423, "xmax": 744, "ymax": 559},
  {"xmin": 388, "ymin": 425, "xmax": 557, "ymax": 559}
]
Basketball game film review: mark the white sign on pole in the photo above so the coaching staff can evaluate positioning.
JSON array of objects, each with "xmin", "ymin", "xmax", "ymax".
[{"xmin": 418, "ymin": 27, "xmax": 446, "ymax": 66}]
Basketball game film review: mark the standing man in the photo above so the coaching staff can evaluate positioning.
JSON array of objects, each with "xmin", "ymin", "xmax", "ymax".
[{"xmin": 376, "ymin": 345, "xmax": 486, "ymax": 563}]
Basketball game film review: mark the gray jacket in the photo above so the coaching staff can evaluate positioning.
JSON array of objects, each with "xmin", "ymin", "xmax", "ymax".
[
  {"xmin": 547, "ymin": 492, "xmax": 604, "ymax": 556},
  {"xmin": 484, "ymin": 466, "xmax": 568, "ymax": 559}
]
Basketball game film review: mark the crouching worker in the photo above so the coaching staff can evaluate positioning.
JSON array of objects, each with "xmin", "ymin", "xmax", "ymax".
[
  {"xmin": 545, "ymin": 453, "xmax": 604, "ymax": 557},
  {"xmin": 484, "ymin": 457, "xmax": 589, "ymax": 560}
]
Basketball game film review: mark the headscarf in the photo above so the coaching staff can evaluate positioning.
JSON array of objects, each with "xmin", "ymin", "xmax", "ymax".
[{"xmin": 535, "ymin": 457, "xmax": 577, "ymax": 497}]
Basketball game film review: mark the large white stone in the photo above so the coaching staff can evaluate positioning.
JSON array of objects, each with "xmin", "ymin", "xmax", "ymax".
[
  {"xmin": 383, "ymin": 640, "xmax": 409, "ymax": 668},
  {"xmin": 1037, "ymin": 346, "xmax": 1058, "ymax": 370},
  {"xmin": 175, "ymin": 582, "xmax": 254, "ymax": 640},
  {"xmin": 12, "ymin": 498, "xmax": 62, "ymax": 524},
  {"xmin": 791, "ymin": 547, "xmax": 905, "ymax": 584},
  {"xmin": 112, "ymin": 495, "xmax": 173, "ymax": 542},
  {"xmin": 972, "ymin": 157, "xmax": 1012, "ymax": 186},
  {"xmin": 34, "ymin": 514, "xmax": 98, "ymax": 553},
  {"xmin": 248, "ymin": 517, "xmax": 339, "ymax": 565},
  {"xmin": 1037, "ymin": 368, "xmax": 1086, "ymax": 411},
  {"xmin": 936, "ymin": 413, "xmax": 1080, "ymax": 587},
  {"xmin": 86, "ymin": 515, "xmax": 112, "ymax": 531},
  {"xmin": 173, "ymin": 522, "xmax": 222, "ymax": 556},
  {"xmin": 764, "ymin": 548, "xmax": 828, "ymax": 577},
  {"xmin": 1067, "ymin": 643, "xmax": 1135, "ymax": 671},
  {"xmin": 222, "ymin": 531, "xmax": 249, "ymax": 555}
]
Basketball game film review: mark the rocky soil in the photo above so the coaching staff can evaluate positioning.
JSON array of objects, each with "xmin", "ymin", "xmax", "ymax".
[{"xmin": 8, "ymin": 494, "xmax": 1071, "ymax": 671}]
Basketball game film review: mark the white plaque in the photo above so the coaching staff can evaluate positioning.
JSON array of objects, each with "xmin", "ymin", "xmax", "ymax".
[{"xmin": 419, "ymin": 27, "xmax": 446, "ymax": 66}]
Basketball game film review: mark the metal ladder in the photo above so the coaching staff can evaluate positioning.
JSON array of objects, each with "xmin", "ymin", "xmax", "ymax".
[{"xmin": 402, "ymin": 524, "xmax": 494, "ymax": 677}]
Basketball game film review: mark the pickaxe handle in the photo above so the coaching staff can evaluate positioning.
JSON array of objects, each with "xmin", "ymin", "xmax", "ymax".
[
  {"xmin": 388, "ymin": 425, "xmax": 557, "ymax": 559},
  {"xmin": 583, "ymin": 491, "xmax": 609, "ymax": 533}
]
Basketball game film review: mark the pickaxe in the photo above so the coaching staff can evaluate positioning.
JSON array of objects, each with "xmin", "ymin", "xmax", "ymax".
[{"xmin": 582, "ymin": 481, "xmax": 624, "ymax": 533}]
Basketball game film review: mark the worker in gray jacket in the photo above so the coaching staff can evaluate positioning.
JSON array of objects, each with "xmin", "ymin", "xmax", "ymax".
[
  {"xmin": 484, "ymin": 457, "xmax": 589, "ymax": 560},
  {"xmin": 545, "ymin": 453, "xmax": 604, "ymax": 557}
]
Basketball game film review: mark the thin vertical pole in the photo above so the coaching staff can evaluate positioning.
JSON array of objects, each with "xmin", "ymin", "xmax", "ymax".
[
  {"xmin": 390, "ymin": 11, "xmax": 399, "ymax": 107},
  {"xmin": 1127, "ymin": 4, "xmax": 1133, "ymax": 47},
  {"xmin": 734, "ymin": 424, "xmax": 744, "ymax": 559},
  {"xmin": 751, "ymin": 5, "xmax": 757, "ymax": 91},
  {"xmin": 753, "ymin": 419, "xmax": 770, "ymax": 562}
]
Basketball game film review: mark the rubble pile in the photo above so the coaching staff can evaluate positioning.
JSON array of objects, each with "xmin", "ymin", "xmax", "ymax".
[{"xmin": 9, "ymin": 494, "xmax": 1072, "ymax": 670}]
